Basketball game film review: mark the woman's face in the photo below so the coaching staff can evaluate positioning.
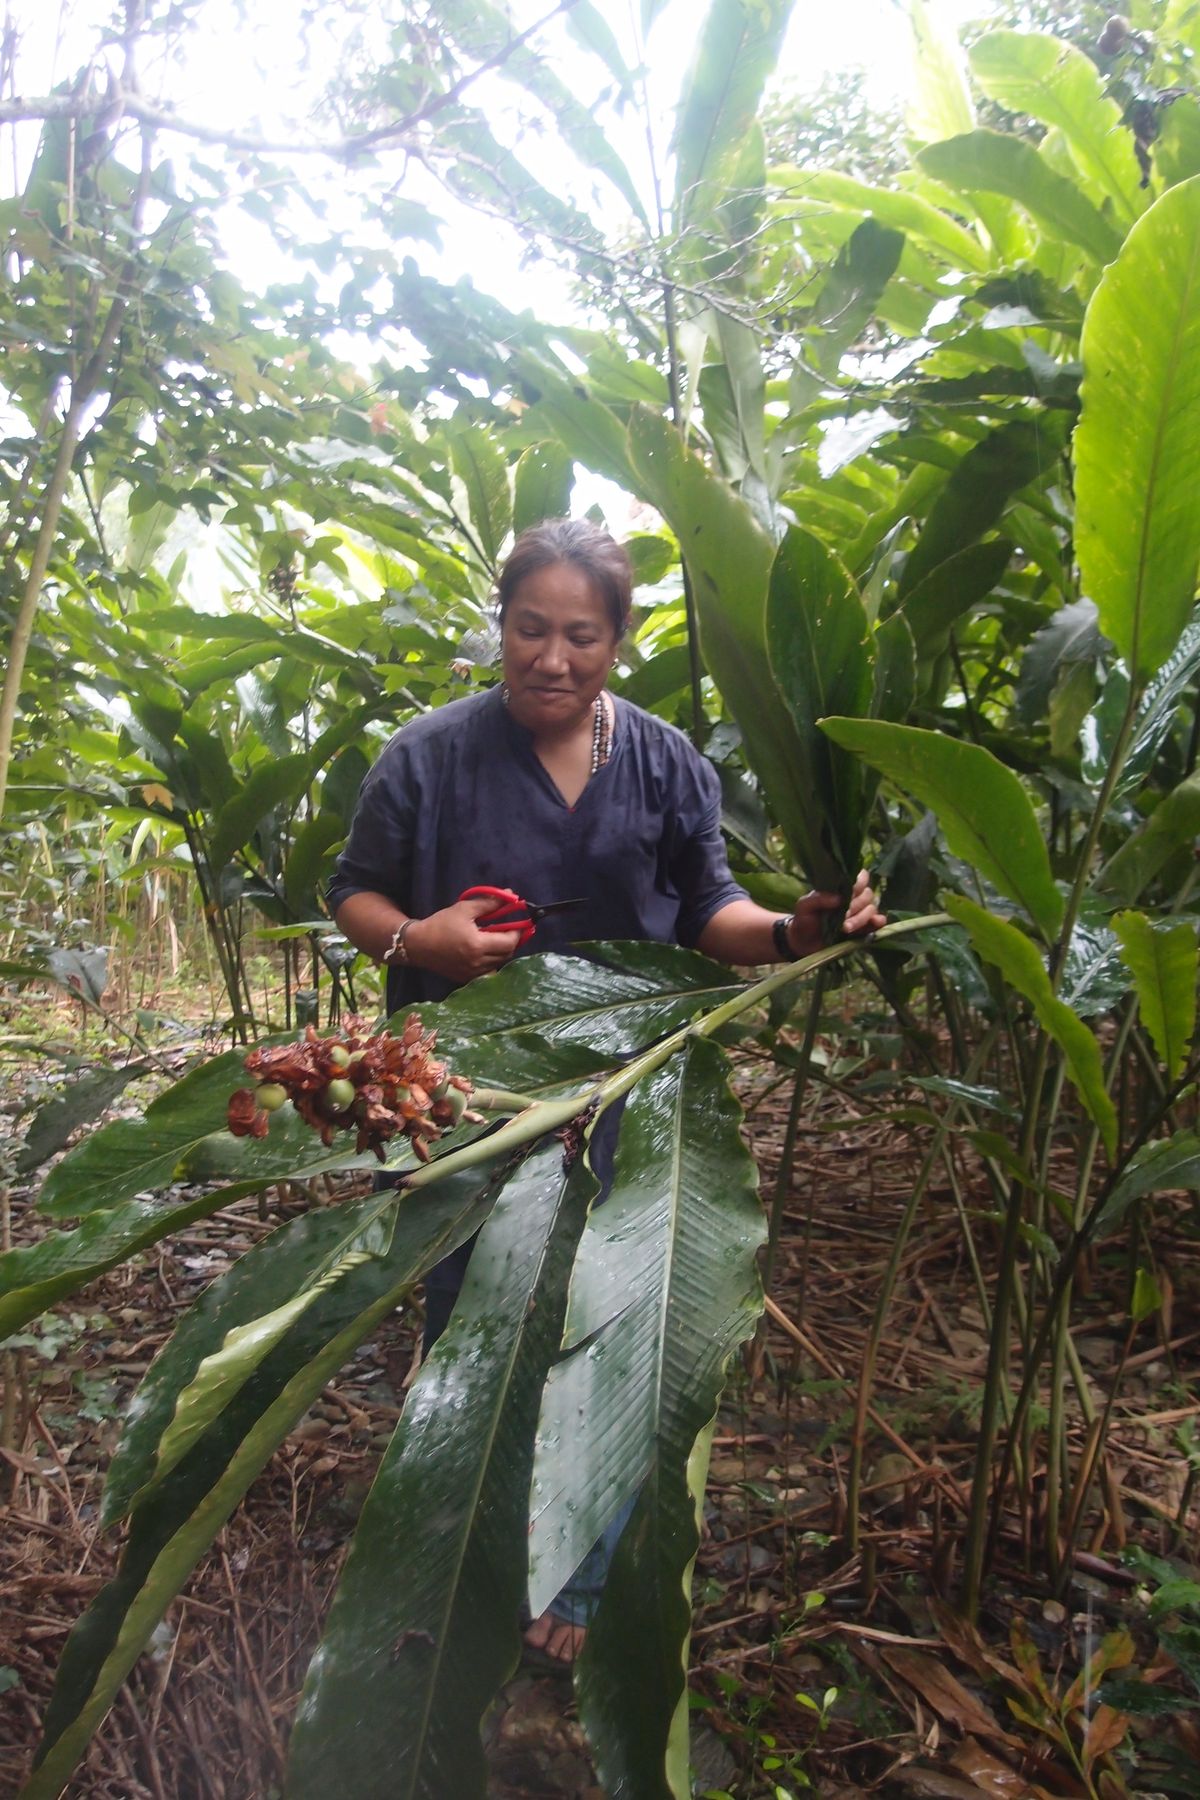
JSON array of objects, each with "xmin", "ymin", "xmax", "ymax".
[{"xmin": 500, "ymin": 560, "xmax": 620, "ymax": 735}]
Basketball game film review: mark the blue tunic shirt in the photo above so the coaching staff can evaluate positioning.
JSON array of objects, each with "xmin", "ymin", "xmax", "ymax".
[{"xmin": 326, "ymin": 685, "xmax": 746, "ymax": 1014}]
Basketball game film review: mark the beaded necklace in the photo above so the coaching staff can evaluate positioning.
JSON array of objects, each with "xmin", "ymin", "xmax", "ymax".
[
  {"xmin": 590, "ymin": 692, "xmax": 612, "ymax": 773},
  {"xmin": 501, "ymin": 686, "xmax": 612, "ymax": 775}
]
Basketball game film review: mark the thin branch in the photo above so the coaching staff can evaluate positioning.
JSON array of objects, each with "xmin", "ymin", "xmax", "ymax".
[{"xmin": 0, "ymin": 0, "xmax": 583, "ymax": 160}]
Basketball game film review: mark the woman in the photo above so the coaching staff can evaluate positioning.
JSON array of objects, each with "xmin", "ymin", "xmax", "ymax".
[{"xmin": 328, "ymin": 519, "xmax": 883, "ymax": 1664}]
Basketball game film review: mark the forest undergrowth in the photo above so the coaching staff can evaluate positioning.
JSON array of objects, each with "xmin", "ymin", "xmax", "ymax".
[{"xmin": 2, "ymin": 979, "xmax": 1197, "ymax": 1800}]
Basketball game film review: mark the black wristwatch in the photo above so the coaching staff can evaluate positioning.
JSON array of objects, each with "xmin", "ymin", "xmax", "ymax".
[{"xmin": 772, "ymin": 916, "xmax": 800, "ymax": 961}]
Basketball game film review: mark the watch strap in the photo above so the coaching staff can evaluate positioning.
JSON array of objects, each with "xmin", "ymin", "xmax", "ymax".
[{"xmin": 772, "ymin": 915, "xmax": 799, "ymax": 962}]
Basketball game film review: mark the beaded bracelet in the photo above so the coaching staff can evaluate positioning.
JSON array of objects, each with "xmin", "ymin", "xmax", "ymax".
[{"xmin": 383, "ymin": 920, "xmax": 414, "ymax": 965}]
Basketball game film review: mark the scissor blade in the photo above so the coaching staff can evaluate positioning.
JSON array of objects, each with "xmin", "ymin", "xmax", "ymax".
[{"xmin": 532, "ymin": 897, "xmax": 587, "ymax": 918}]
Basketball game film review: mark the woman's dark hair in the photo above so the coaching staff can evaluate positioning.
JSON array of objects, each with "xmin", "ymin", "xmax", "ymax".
[{"xmin": 496, "ymin": 519, "xmax": 633, "ymax": 639}]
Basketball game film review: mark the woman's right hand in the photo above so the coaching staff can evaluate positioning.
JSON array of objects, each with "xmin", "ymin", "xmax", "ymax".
[{"xmin": 405, "ymin": 894, "xmax": 523, "ymax": 985}]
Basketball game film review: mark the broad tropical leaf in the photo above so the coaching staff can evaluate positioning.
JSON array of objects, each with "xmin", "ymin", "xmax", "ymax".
[
  {"xmin": 625, "ymin": 407, "xmax": 849, "ymax": 888},
  {"xmin": 516, "ymin": 353, "xmax": 636, "ymax": 488},
  {"xmin": 529, "ymin": 1041, "xmax": 764, "ymax": 1628},
  {"xmin": 448, "ymin": 422, "xmax": 512, "ymax": 571},
  {"xmin": 943, "ymin": 896, "xmax": 1117, "ymax": 1156},
  {"xmin": 908, "ymin": 0, "xmax": 974, "ymax": 145},
  {"xmin": 765, "ymin": 526, "xmax": 873, "ymax": 881},
  {"xmin": 512, "ymin": 441, "xmax": 574, "ymax": 536},
  {"xmin": 899, "ymin": 539, "xmax": 1015, "ymax": 670},
  {"xmin": 1099, "ymin": 772, "xmax": 1200, "ymax": 902},
  {"xmin": 968, "ymin": 31, "xmax": 1142, "ymax": 219},
  {"xmin": 1014, "ymin": 598, "xmax": 1102, "ymax": 725},
  {"xmin": 0, "ymin": 1185, "xmax": 273, "ymax": 1341},
  {"xmin": 145, "ymin": 1209, "xmax": 400, "ymax": 1503},
  {"xmin": 1075, "ymin": 177, "xmax": 1200, "ymax": 681},
  {"xmin": 820, "ymin": 720, "xmax": 1064, "ymax": 941},
  {"xmin": 103, "ymin": 1194, "xmax": 408, "ymax": 1525},
  {"xmin": 672, "ymin": 0, "xmax": 792, "ymax": 229},
  {"xmin": 286, "ymin": 1144, "xmax": 594, "ymax": 1800},
  {"xmin": 15, "ymin": 1061, "xmax": 152, "ymax": 1175},
  {"xmin": 25, "ymin": 1166, "xmax": 503, "ymax": 1800},
  {"xmin": 430, "ymin": 942, "xmax": 745, "ymax": 1087},
  {"xmin": 897, "ymin": 417, "xmax": 1067, "ymax": 599},
  {"xmin": 1060, "ymin": 918, "xmax": 1126, "ymax": 1019},
  {"xmin": 1083, "ymin": 617, "xmax": 1200, "ymax": 797},
  {"xmin": 917, "ymin": 131, "xmax": 1122, "ymax": 266},
  {"xmin": 1114, "ymin": 911, "xmax": 1198, "ymax": 1080},
  {"xmin": 775, "ymin": 168, "xmax": 987, "ymax": 271},
  {"xmin": 1090, "ymin": 1132, "xmax": 1200, "ymax": 1240}
]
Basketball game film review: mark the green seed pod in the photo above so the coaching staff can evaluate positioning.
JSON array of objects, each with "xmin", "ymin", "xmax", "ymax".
[
  {"xmin": 256, "ymin": 1083, "xmax": 289, "ymax": 1112},
  {"xmin": 444, "ymin": 1085, "xmax": 468, "ymax": 1125},
  {"xmin": 328, "ymin": 1045, "xmax": 352, "ymax": 1069},
  {"xmin": 323, "ymin": 1078, "xmax": 356, "ymax": 1113}
]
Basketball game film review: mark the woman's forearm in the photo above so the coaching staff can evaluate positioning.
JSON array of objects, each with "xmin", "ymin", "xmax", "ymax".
[
  {"xmin": 697, "ymin": 874, "xmax": 883, "ymax": 966},
  {"xmin": 696, "ymin": 899, "xmax": 807, "ymax": 966},
  {"xmin": 334, "ymin": 892, "xmax": 409, "ymax": 963}
]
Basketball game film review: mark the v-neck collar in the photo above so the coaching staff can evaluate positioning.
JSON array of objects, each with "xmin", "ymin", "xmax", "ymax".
[{"xmin": 495, "ymin": 686, "xmax": 622, "ymax": 813}]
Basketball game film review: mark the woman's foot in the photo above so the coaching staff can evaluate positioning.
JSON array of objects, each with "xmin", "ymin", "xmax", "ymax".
[{"xmin": 523, "ymin": 1609, "xmax": 586, "ymax": 1667}]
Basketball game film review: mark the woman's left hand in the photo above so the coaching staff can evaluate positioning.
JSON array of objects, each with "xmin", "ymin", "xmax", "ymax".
[{"xmin": 791, "ymin": 868, "xmax": 885, "ymax": 956}]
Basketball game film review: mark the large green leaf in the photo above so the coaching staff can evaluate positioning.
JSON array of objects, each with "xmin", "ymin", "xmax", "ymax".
[
  {"xmin": 672, "ymin": 0, "xmax": 792, "ymax": 229},
  {"xmin": 806, "ymin": 218, "xmax": 905, "ymax": 380},
  {"xmin": 1014, "ymin": 598, "xmax": 1101, "ymax": 726},
  {"xmin": 283, "ymin": 809, "xmax": 346, "ymax": 915},
  {"xmin": 897, "ymin": 417, "xmax": 1067, "ymax": 599},
  {"xmin": 1083, "ymin": 617, "xmax": 1200, "ymax": 797},
  {"xmin": 819, "ymin": 720, "xmax": 1064, "ymax": 941},
  {"xmin": 775, "ymin": 168, "xmax": 988, "ymax": 271},
  {"xmin": 1090, "ymin": 1132, "xmax": 1200, "ymax": 1241},
  {"xmin": 26, "ymin": 1167, "xmax": 502, "ymax": 1800},
  {"xmin": 36, "ymin": 1051, "xmax": 387, "ymax": 1220},
  {"xmin": 943, "ymin": 896, "xmax": 1117, "ymax": 1157},
  {"xmin": 707, "ymin": 311, "xmax": 767, "ymax": 487},
  {"xmin": 1098, "ymin": 772, "xmax": 1200, "ymax": 902},
  {"xmin": 898, "ymin": 539, "xmax": 1015, "ymax": 668},
  {"xmin": 918, "ymin": 131, "xmax": 1123, "ymax": 266},
  {"xmin": 286, "ymin": 1143, "xmax": 593, "ymax": 1800},
  {"xmin": 1074, "ymin": 177, "xmax": 1200, "ymax": 682},
  {"xmin": 0, "ymin": 1186, "xmax": 269, "ymax": 1341},
  {"xmin": 145, "ymin": 1208, "xmax": 400, "ymax": 1506},
  {"xmin": 430, "ymin": 942, "xmax": 745, "ymax": 1089},
  {"xmin": 207, "ymin": 752, "xmax": 312, "ymax": 873},
  {"xmin": 765, "ymin": 526, "xmax": 873, "ymax": 881},
  {"xmin": 15, "ymin": 1061, "xmax": 152, "ymax": 1176},
  {"xmin": 968, "ymin": 31, "xmax": 1142, "ymax": 220},
  {"xmin": 566, "ymin": 1060, "xmax": 763, "ymax": 1800},
  {"xmin": 516, "ymin": 353, "xmax": 636, "ymax": 489},
  {"xmin": 529, "ymin": 1042, "xmax": 763, "ymax": 1637},
  {"xmin": 908, "ymin": 0, "xmax": 974, "ymax": 146},
  {"xmin": 1114, "ymin": 911, "xmax": 1198, "ymax": 1080},
  {"xmin": 625, "ymin": 407, "xmax": 849, "ymax": 887},
  {"xmin": 447, "ymin": 422, "xmax": 511, "ymax": 571},
  {"xmin": 102, "ymin": 1194, "xmax": 402, "ymax": 1524},
  {"xmin": 512, "ymin": 441, "xmax": 574, "ymax": 536}
]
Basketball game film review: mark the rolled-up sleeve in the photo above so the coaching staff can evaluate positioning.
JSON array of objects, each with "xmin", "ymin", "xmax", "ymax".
[{"xmin": 670, "ymin": 754, "xmax": 747, "ymax": 947}]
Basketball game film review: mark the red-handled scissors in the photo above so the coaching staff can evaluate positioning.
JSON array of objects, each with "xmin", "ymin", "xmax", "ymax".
[{"xmin": 458, "ymin": 886, "xmax": 587, "ymax": 946}]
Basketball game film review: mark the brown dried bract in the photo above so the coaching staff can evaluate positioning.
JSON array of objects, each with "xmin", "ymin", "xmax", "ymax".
[{"xmin": 225, "ymin": 1015, "xmax": 474, "ymax": 1163}]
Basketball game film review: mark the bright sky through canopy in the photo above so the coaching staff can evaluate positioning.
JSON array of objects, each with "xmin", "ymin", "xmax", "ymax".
[{"xmin": 8, "ymin": 0, "xmax": 973, "ymax": 314}]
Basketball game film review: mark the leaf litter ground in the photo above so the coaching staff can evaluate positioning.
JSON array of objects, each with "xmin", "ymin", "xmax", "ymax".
[{"xmin": 1, "ymin": 1034, "xmax": 1198, "ymax": 1798}]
